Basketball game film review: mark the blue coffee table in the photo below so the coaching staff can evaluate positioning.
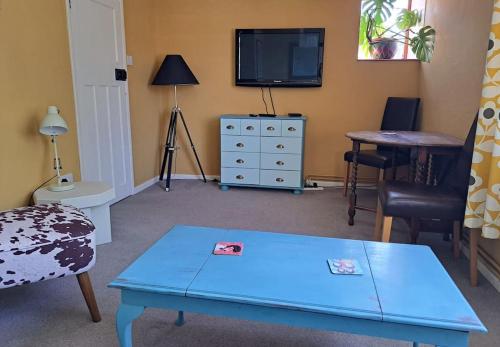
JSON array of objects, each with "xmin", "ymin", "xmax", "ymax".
[{"xmin": 109, "ymin": 225, "xmax": 486, "ymax": 347}]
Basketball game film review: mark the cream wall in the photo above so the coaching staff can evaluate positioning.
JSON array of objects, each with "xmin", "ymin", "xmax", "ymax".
[
  {"xmin": 0, "ymin": 0, "xmax": 80, "ymax": 211},
  {"xmin": 140, "ymin": 0, "xmax": 420, "ymax": 181},
  {"xmin": 420, "ymin": 0, "xmax": 499, "ymax": 274}
]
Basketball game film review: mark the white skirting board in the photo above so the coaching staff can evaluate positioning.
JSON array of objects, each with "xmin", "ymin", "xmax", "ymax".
[{"xmin": 133, "ymin": 174, "xmax": 219, "ymax": 194}]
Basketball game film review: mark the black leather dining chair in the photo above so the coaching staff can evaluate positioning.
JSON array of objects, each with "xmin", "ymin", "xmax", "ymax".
[
  {"xmin": 343, "ymin": 97, "xmax": 420, "ymax": 196},
  {"xmin": 374, "ymin": 116, "xmax": 478, "ymax": 285}
]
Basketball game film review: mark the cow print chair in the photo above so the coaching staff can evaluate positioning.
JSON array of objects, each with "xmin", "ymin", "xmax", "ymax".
[{"xmin": 0, "ymin": 203, "xmax": 101, "ymax": 322}]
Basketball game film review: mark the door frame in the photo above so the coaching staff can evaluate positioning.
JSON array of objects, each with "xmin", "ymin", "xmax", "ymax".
[{"xmin": 65, "ymin": 0, "xmax": 135, "ymax": 199}]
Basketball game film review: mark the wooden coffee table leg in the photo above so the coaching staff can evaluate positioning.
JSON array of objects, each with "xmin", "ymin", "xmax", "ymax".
[
  {"xmin": 348, "ymin": 141, "xmax": 360, "ymax": 225},
  {"xmin": 415, "ymin": 147, "xmax": 429, "ymax": 184},
  {"xmin": 117, "ymin": 303, "xmax": 145, "ymax": 347}
]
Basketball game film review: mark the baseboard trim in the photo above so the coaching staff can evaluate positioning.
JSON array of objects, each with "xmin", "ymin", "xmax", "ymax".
[
  {"xmin": 308, "ymin": 179, "xmax": 377, "ymax": 189},
  {"xmin": 171, "ymin": 174, "xmax": 219, "ymax": 180},
  {"xmin": 462, "ymin": 245, "xmax": 500, "ymax": 292},
  {"xmin": 133, "ymin": 176, "xmax": 159, "ymax": 194},
  {"xmin": 133, "ymin": 174, "xmax": 219, "ymax": 194}
]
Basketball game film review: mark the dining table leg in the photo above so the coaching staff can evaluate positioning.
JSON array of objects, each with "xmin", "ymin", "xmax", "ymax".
[
  {"xmin": 409, "ymin": 148, "xmax": 417, "ymax": 182},
  {"xmin": 348, "ymin": 140, "xmax": 360, "ymax": 225},
  {"xmin": 415, "ymin": 147, "xmax": 429, "ymax": 184}
]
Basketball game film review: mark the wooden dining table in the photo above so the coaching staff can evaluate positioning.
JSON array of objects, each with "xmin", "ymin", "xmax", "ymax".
[{"xmin": 345, "ymin": 130, "xmax": 464, "ymax": 226}]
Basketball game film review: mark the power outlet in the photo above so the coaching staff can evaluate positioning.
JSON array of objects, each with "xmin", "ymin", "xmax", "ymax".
[{"xmin": 60, "ymin": 173, "xmax": 74, "ymax": 184}]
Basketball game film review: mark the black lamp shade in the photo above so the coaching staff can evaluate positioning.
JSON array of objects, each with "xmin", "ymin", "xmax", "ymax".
[{"xmin": 152, "ymin": 55, "xmax": 199, "ymax": 86}]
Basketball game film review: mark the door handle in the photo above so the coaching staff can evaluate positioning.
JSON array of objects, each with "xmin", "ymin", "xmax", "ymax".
[{"xmin": 115, "ymin": 68, "xmax": 127, "ymax": 81}]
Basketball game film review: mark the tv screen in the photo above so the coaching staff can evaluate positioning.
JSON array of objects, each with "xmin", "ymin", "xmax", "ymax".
[{"xmin": 235, "ymin": 28, "xmax": 325, "ymax": 87}]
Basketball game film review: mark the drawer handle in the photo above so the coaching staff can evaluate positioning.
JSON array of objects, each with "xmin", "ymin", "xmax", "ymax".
[
  {"xmin": 236, "ymin": 143, "xmax": 244, "ymax": 148},
  {"xmin": 267, "ymin": 126, "xmax": 275, "ymax": 131},
  {"xmin": 226, "ymin": 125, "xmax": 234, "ymax": 130},
  {"xmin": 276, "ymin": 161, "xmax": 284, "ymax": 166},
  {"xmin": 236, "ymin": 159, "xmax": 244, "ymax": 164},
  {"xmin": 276, "ymin": 178, "xmax": 284, "ymax": 183},
  {"xmin": 288, "ymin": 127, "xmax": 296, "ymax": 132},
  {"xmin": 236, "ymin": 175, "xmax": 244, "ymax": 180},
  {"xmin": 246, "ymin": 125, "xmax": 254, "ymax": 131},
  {"xmin": 276, "ymin": 144, "xmax": 285, "ymax": 149}
]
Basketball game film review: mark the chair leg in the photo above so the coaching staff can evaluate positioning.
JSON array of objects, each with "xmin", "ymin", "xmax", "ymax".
[
  {"xmin": 378, "ymin": 168, "xmax": 385, "ymax": 182},
  {"xmin": 410, "ymin": 218, "xmax": 419, "ymax": 244},
  {"xmin": 77, "ymin": 272, "xmax": 102, "ymax": 322},
  {"xmin": 374, "ymin": 198, "xmax": 383, "ymax": 241},
  {"xmin": 469, "ymin": 228, "xmax": 480, "ymax": 287},
  {"xmin": 343, "ymin": 161, "xmax": 351, "ymax": 197},
  {"xmin": 392, "ymin": 166, "xmax": 397, "ymax": 180},
  {"xmin": 381, "ymin": 216, "xmax": 393, "ymax": 243},
  {"xmin": 453, "ymin": 221, "xmax": 461, "ymax": 259}
]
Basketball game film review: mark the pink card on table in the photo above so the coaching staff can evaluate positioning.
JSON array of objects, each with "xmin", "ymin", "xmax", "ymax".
[{"xmin": 213, "ymin": 242, "xmax": 243, "ymax": 256}]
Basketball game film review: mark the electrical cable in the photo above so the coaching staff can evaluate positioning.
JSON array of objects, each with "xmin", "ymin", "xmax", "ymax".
[
  {"xmin": 29, "ymin": 175, "xmax": 57, "ymax": 205},
  {"xmin": 268, "ymin": 87, "xmax": 276, "ymax": 115},
  {"xmin": 260, "ymin": 87, "xmax": 269, "ymax": 114}
]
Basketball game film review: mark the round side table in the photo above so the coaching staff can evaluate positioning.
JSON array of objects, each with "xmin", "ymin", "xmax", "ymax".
[{"xmin": 34, "ymin": 181, "xmax": 115, "ymax": 245}]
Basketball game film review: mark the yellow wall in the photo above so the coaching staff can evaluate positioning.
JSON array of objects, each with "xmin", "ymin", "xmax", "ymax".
[
  {"xmin": 420, "ymin": 0, "xmax": 499, "ymax": 274},
  {"xmin": 140, "ymin": 0, "xmax": 420, "ymax": 180},
  {"xmin": 123, "ymin": 0, "xmax": 164, "ymax": 186},
  {"xmin": 0, "ymin": 0, "xmax": 80, "ymax": 211}
]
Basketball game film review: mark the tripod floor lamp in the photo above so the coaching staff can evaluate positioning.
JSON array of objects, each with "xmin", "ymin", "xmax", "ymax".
[{"xmin": 152, "ymin": 54, "xmax": 206, "ymax": 191}]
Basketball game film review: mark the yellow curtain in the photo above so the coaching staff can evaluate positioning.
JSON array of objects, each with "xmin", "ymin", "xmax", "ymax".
[{"xmin": 464, "ymin": 1, "xmax": 500, "ymax": 240}]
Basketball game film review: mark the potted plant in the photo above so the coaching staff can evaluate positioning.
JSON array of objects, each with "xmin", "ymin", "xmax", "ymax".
[{"xmin": 359, "ymin": 0, "xmax": 436, "ymax": 62}]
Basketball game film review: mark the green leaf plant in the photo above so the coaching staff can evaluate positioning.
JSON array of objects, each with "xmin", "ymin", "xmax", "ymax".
[{"xmin": 359, "ymin": 0, "xmax": 436, "ymax": 62}]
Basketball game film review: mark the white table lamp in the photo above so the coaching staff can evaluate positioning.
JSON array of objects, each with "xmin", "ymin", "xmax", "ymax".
[{"xmin": 39, "ymin": 106, "xmax": 75, "ymax": 192}]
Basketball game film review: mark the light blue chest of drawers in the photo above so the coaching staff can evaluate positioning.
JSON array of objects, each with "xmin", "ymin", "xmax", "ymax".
[{"xmin": 219, "ymin": 115, "xmax": 306, "ymax": 194}]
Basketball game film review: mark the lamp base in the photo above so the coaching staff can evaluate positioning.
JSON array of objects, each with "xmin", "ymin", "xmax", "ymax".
[{"xmin": 48, "ymin": 182, "xmax": 75, "ymax": 192}]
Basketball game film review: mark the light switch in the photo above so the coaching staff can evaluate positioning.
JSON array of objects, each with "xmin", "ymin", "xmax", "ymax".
[{"xmin": 126, "ymin": 55, "xmax": 133, "ymax": 66}]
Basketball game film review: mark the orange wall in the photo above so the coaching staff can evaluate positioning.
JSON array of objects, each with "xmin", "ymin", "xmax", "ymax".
[
  {"xmin": 420, "ymin": 0, "xmax": 493, "ymax": 137},
  {"xmin": 123, "ymin": 0, "xmax": 164, "ymax": 186},
  {"xmin": 0, "ymin": 0, "xmax": 80, "ymax": 210},
  {"xmin": 132, "ymin": 0, "xmax": 420, "ymax": 181},
  {"xmin": 420, "ymin": 0, "xmax": 499, "ymax": 273}
]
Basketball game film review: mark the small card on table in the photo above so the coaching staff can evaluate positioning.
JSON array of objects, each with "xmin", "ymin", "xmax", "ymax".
[
  {"xmin": 327, "ymin": 258, "xmax": 363, "ymax": 275},
  {"xmin": 213, "ymin": 242, "xmax": 243, "ymax": 256}
]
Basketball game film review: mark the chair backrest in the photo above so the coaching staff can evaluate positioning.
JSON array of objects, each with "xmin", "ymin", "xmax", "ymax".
[
  {"xmin": 380, "ymin": 97, "xmax": 420, "ymax": 131},
  {"xmin": 443, "ymin": 115, "xmax": 478, "ymax": 199},
  {"xmin": 378, "ymin": 97, "xmax": 420, "ymax": 152}
]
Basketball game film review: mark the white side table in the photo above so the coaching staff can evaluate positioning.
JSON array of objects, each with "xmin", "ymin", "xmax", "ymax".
[{"xmin": 34, "ymin": 181, "xmax": 115, "ymax": 245}]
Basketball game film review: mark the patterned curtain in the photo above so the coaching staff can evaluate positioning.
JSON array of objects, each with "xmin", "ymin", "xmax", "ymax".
[{"xmin": 464, "ymin": 1, "xmax": 500, "ymax": 240}]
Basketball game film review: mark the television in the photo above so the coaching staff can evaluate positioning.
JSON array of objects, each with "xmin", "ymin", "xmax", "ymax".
[{"xmin": 235, "ymin": 28, "xmax": 325, "ymax": 87}]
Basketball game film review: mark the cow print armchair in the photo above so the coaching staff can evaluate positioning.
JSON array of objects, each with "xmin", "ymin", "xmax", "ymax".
[{"xmin": 0, "ymin": 203, "xmax": 101, "ymax": 322}]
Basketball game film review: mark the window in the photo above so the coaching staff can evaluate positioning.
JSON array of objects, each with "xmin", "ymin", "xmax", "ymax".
[{"xmin": 358, "ymin": 0, "xmax": 428, "ymax": 60}]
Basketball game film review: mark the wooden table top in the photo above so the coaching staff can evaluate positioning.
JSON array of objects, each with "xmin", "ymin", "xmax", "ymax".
[
  {"xmin": 109, "ymin": 225, "xmax": 486, "ymax": 333},
  {"xmin": 346, "ymin": 130, "xmax": 464, "ymax": 148}
]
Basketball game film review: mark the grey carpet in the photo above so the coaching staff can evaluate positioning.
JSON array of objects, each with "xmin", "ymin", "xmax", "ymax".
[{"xmin": 0, "ymin": 180, "xmax": 498, "ymax": 347}]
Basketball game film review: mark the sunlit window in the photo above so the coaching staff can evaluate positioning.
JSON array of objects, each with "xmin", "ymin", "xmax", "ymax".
[{"xmin": 358, "ymin": 0, "xmax": 428, "ymax": 60}]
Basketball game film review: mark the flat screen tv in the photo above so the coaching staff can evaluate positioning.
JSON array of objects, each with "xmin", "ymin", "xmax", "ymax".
[{"xmin": 235, "ymin": 28, "xmax": 325, "ymax": 87}]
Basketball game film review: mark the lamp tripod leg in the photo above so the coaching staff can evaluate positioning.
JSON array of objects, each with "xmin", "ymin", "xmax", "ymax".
[
  {"xmin": 178, "ymin": 110, "xmax": 207, "ymax": 183},
  {"xmin": 160, "ymin": 109, "xmax": 178, "ymax": 191},
  {"xmin": 159, "ymin": 110, "xmax": 175, "ymax": 181}
]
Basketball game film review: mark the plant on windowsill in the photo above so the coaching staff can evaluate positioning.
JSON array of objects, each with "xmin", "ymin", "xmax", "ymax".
[{"xmin": 359, "ymin": 0, "xmax": 436, "ymax": 62}]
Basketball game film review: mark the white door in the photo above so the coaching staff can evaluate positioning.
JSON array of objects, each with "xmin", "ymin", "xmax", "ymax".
[{"xmin": 67, "ymin": 0, "xmax": 133, "ymax": 204}]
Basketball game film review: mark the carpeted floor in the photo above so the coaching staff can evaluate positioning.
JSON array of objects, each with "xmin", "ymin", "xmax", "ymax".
[{"xmin": 1, "ymin": 180, "xmax": 499, "ymax": 347}]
